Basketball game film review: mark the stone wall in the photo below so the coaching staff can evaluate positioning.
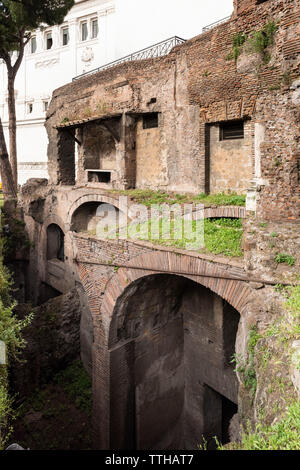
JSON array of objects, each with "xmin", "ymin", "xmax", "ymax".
[
  {"xmin": 45, "ymin": 0, "xmax": 300, "ymax": 219},
  {"xmin": 12, "ymin": 287, "xmax": 82, "ymax": 396},
  {"xmin": 244, "ymin": 218, "xmax": 300, "ymax": 283},
  {"xmin": 209, "ymin": 120, "xmax": 253, "ymax": 194}
]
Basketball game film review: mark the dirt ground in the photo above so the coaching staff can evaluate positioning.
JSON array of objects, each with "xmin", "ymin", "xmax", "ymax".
[{"xmin": 10, "ymin": 361, "xmax": 92, "ymax": 450}]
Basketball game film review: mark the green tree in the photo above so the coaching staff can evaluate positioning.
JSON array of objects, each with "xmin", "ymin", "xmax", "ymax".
[{"xmin": 0, "ymin": 0, "xmax": 74, "ymax": 194}]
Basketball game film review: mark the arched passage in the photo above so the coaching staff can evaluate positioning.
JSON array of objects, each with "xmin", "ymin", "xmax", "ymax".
[
  {"xmin": 71, "ymin": 201, "xmax": 120, "ymax": 233},
  {"xmin": 108, "ymin": 274, "xmax": 240, "ymax": 450},
  {"xmin": 47, "ymin": 223, "xmax": 65, "ymax": 261},
  {"xmin": 75, "ymin": 248, "xmax": 257, "ymax": 450}
]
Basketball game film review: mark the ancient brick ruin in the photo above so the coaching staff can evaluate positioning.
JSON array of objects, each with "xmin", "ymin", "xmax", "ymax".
[{"xmin": 20, "ymin": 0, "xmax": 300, "ymax": 450}]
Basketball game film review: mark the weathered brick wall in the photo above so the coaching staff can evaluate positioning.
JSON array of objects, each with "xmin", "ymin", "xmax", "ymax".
[
  {"xmin": 244, "ymin": 218, "xmax": 300, "ymax": 283},
  {"xmin": 209, "ymin": 120, "xmax": 253, "ymax": 194},
  {"xmin": 46, "ymin": 0, "xmax": 299, "ymax": 219}
]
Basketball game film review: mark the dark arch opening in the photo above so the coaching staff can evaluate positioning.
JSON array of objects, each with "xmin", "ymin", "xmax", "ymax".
[
  {"xmin": 47, "ymin": 224, "xmax": 65, "ymax": 261},
  {"xmin": 70, "ymin": 201, "xmax": 120, "ymax": 234},
  {"xmin": 108, "ymin": 274, "xmax": 240, "ymax": 450}
]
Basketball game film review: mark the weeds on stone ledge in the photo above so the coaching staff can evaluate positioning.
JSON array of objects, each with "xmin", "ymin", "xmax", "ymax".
[{"xmin": 110, "ymin": 190, "xmax": 246, "ymax": 207}]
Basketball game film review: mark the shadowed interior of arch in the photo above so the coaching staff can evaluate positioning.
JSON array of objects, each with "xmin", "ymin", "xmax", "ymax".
[
  {"xmin": 46, "ymin": 223, "xmax": 65, "ymax": 261},
  {"xmin": 107, "ymin": 274, "xmax": 240, "ymax": 450},
  {"xmin": 70, "ymin": 201, "xmax": 120, "ymax": 233}
]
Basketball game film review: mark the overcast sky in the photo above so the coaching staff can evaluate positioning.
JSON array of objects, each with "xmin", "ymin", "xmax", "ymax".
[{"xmin": 116, "ymin": 0, "xmax": 234, "ymax": 56}]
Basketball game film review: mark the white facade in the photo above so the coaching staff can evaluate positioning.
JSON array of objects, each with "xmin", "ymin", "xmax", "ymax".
[
  {"xmin": 0, "ymin": 0, "xmax": 234, "ymax": 185},
  {"xmin": 0, "ymin": 0, "xmax": 117, "ymax": 185}
]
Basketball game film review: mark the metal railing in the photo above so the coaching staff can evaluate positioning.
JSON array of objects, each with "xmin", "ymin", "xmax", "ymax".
[
  {"xmin": 73, "ymin": 36, "xmax": 186, "ymax": 81},
  {"xmin": 202, "ymin": 15, "xmax": 231, "ymax": 33}
]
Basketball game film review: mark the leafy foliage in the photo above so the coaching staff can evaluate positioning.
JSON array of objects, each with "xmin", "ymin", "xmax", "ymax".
[
  {"xmin": 0, "ymin": 228, "xmax": 33, "ymax": 448},
  {"xmin": 227, "ymin": 21, "xmax": 278, "ymax": 64},
  {"xmin": 54, "ymin": 361, "xmax": 92, "ymax": 415},
  {"xmin": 247, "ymin": 21, "xmax": 278, "ymax": 55},
  {"xmin": 221, "ymin": 402, "xmax": 300, "ymax": 450},
  {"xmin": 124, "ymin": 217, "xmax": 243, "ymax": 258},
  {"xmin": 203, "ymin": 218, "xmax": 243, "ymax": 257},
  {"xmin": 285, "ymin": 285, "xmax": 300, "ymax": 317},
  {"xmin": 232, "ymin": 325, "xmax": 261, "ymax": 399},
  {"xmin": 275, "ymin": 253, "xmax": 296, "ymax": 267},
  {"xmin": 227, "ymin": 32, "xmax": 247, "ymax": 61},
  {"xmin": 0, "ymin": 0, "xmax": 75, "ymax": 54}
]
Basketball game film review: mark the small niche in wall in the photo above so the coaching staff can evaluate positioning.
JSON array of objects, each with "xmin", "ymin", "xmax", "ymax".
[
  {"xmin": 219, "ymin": 120, "xmax": 244, "ymax": 141},
  {"xmin": 143, "ymin": 113, "xmax": 159, "ymax": 129},
  {"xmin": 47, "ymin": 224, "xmax": 64, "ymax": 262},
  {"xmin": 256, "ymin": 0, "xmax": 269, "ymax": 4},
  {"xmin": 87, "ymin": 170, "xmax": 111, "ymax": 184}
]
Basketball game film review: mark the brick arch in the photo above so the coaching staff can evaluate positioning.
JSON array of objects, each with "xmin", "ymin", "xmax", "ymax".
[
  {"xmin": 66, "ymin": 193, "xmax": 121, "ymax": 226},
  {"xmin": 43, "ymin": 214, "xmax": 66, "ymax": 233},
  {"xmin": 89, "ymin": 250, "xmax": 259, "ymax": 449},
  {"xmin": 100, "ymin": 250, "xmax": 255, "ymax": 342},
  {"xmin": 40, "ymin": 214, "xmax": 66, "ymax": 257}
]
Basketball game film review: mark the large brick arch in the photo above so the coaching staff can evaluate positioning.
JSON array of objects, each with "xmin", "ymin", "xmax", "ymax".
[
  {"xmin": 99, "ymin": 250, "xmax": 255, "ymax": 341},
  {"xmin": 82, "ymin": 250, "xmax": 260, "ymax": 449}
]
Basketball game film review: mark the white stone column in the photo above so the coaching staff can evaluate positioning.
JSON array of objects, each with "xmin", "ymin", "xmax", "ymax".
[{"xmin": 69, "ymin": 19, "xmax": 78, "ymax": 76}]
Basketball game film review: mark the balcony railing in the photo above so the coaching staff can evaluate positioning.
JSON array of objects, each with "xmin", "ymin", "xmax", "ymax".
[
  {"xmin": 202, "ymin": 15, "xmax": 231, "ymax": 33},
  {"xmin": 73, "ymin": 36, "xmax": 186, "ymax": 81}
]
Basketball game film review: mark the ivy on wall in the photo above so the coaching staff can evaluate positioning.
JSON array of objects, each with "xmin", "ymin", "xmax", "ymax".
[{"xmin": 227, "ymin": 20, "xmax": 278, "ymax": 64}]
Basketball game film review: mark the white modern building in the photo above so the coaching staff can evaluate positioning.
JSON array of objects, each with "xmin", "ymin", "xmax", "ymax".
[
  {"xmin": 0, "ymin": 0, "xmax": 234, "ymax": 185},
  {"xmin": 0, "ymin": 0, "xmax": 117, "ymax": 184}
]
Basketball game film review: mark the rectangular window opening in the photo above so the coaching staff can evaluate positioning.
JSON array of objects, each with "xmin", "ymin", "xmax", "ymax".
[
  {"xmin": 43, "ymin": 101, "xmax": 49, "ymax": 112},
  {"xmin": 91, "ymin": 19, "xmax": 98, "ymax": 39},
  {"xmin": 203, "ymin": 385, "xmax": 238, "ymax": 448},
  {"xmin": 31, "ymin": 37, "xmax": 37, "ymax": 54},
  {"xmin": 81, "ymin": 22, "xmax": 88, "ymax": 41},
  {"xmin": 143, "ymin": 113, "xmax": 159, "ymax": 130},
  {"xmin": 46, "ymin": 32, "xmax": 53, "ymax": 50},
  {"xmin": 220, "ymin": 120, "xmax": 244, "ymax": 141},
  {"xmin": 88, "ymin": 171, "xmax": 111, "ymax": 184},
  {"xmin": 62, "ymin": 27, "xmax": 69, "ymax": 46}
]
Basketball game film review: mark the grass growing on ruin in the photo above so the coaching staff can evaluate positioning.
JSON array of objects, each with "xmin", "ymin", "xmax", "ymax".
[
  {"xmin": 92, "ymin": 217, "xmax": 244, "ymax": 257},
  {"xmin": 54, "ymin": 360, "xmax": 92, "ymax": 414},
  {"xmin": 203, "ymin": 218, "xmax": 243, "ymax": 257},
  {"xmin": 231, "ymin": 325, "xmax": 261, "ymax": 401},
  {"xmin": 220, "ymin": 401, "xmax": 300, "ymax": 450},
  {"xmin": 275, "ymin": 253, "xmax": 296, "ymax": 267},
  {"xmin": 125, "ymin": 217, "xmax": 243, "ymax": 257},
  {"xmin": 219, "ymin": 285, "xmax": 300, "ymax": 451},
  {"xmin": 227, "ymin": 20, "xmax": 278, "ymax": 64},
  {"xmin": 110, "ymin": 190, "xmax": 246, "ymax": 207}
]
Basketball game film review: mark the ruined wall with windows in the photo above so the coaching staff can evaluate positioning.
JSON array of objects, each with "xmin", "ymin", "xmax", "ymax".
[
  {"xmin": 45, "ymin": 0, "xmax": 300, "ymax": 219},
  {"xmin": 18, "ymin": 0, "xmax": 299, "ymax": 449}
]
